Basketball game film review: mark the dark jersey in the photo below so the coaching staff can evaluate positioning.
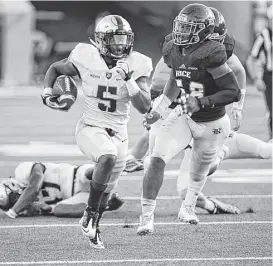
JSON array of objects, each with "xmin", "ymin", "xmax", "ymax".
[
  {"xmin": 223, "ymin": 32, "xmax": 235, "ymax": 60},
  {"xmin": 163, "ymin": 39, "xmax": 227, "ymax": 122}
]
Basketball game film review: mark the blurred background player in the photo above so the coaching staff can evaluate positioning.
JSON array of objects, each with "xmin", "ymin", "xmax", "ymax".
[
  {"xmin": 246, "ymin": 4, "xmax": 272, "ymax": 140},
  {"xmin": 137, "ymin": 3, "xmax": 241, "ymax": 235},
  {"xmin": 41, "ymin": 15, "xmax": 152, "ymax": 249},
  {"xmin": 0, "ymin": 162, "xmax": 123, "ymax": 219}
]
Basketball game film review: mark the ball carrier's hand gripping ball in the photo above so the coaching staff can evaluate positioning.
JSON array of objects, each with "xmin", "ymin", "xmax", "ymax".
[{"xmin": 52, "ymin": 75, "xmax": 78, "ymax": 111}]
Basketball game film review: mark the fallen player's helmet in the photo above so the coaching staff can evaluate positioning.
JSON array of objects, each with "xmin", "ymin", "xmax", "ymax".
[
  {"xmin": 209, "ymin": 7, "xmax": 227, "ymax": 44},
  {"xmin": 173, "ymin": 3, "xmax": 215, "ymax": 46},
  {"xmin": 94, "ymin": 15, "xmax": 134, "ymax": 59},
  {"xmin": 0, "ymin": 177, "xmax": 25, "ymax": 210}
]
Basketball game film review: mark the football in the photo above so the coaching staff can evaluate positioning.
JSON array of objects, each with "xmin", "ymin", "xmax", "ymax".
[{"xmin": 52, "ymin": 75, "xmax": 78, "ymax": 111}]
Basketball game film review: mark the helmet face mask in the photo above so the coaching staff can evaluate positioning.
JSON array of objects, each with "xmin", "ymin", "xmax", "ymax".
[
  {"xmin": 94, "ymin": 15, "xmax": 134, "ymax": 60},
  {"xmin": 172, "ymin": 4, "xmax": 215, "ymax": 47}
]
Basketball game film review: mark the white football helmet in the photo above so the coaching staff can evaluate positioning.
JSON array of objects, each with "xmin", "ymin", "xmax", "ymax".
[
  {"xmin": 0, "ymin": 177, "xmax": 25, "ymax": 210},
  {"xmin": 94, "ymin": 15, "xmax": 134, "ymax": 59}
]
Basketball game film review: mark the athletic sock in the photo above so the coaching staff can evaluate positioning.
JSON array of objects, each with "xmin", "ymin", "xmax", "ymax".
[{"xmin": 141, "ymin": 198, "xmax": 156, "ymax": 217}]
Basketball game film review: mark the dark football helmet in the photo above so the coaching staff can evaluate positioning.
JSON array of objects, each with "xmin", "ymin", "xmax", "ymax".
[
  {"xmin": 209, "ymin": 7, "xmax": 227, "ymax": 43},
  {"xmin": 172, "ymin": 3, "xmax": 215, "ymax": 46}
]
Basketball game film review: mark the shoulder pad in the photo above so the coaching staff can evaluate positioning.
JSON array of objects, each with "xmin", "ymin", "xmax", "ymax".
[
  {"xmin": 223, "ymin": 33, "xmax": 235, "ymax": 59},
  {"xmin": 127, "ymin": 51, "xmax": 153, "ymax": 80},
  {"xmin": 202, "ymin": 41, "xmax": 227, "ymax": 69},
  {"xmin": 68, "ymin": 43, "xmax": 98, "ymax": 69}
]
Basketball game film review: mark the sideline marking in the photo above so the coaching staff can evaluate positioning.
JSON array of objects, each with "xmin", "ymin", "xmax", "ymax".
[
  {"xmin": 0, "ymin": 220, "xmax": 272, "ymax": 229},
  {"xmin": 0, "ymin": 257, "xmax": 272, "ymax": 265}
]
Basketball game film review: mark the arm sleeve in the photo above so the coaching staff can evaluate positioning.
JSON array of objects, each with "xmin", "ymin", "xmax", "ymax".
[{"xmin": 250, "ymin": 34, "xmax": 264, "ymax": 58}]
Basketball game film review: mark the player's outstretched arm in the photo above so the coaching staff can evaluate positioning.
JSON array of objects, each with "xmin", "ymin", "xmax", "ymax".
[
  {"xmin": 150, "ymin": 57, "xmax": 171, "ymax": 99},
  {"xmin": 227, "ymin": 54, "xmax": 246, "ymax": 108},
  {"xmin": 227, "ymin": 54, "xmax": 247, "ymax": 130},
  {"xmin": 6, "ymin": 163, "xmax": 45, "ymax": 218},
  {"xmin": 199, "ymin": 63, "xmax": 241, "ymax": 108},
  {"xmin": 130, "ymin": 76, "xmax": 151, "ymax": 114}
]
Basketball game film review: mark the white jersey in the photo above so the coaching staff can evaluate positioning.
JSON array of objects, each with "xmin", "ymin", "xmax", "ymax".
[
  {"xmin": 14, "ymin": 162, "xmax": 93, "ymax": 204},
  {"xmin": 69, "ymin": 43, "xmax": 153, "ymax": 133}
]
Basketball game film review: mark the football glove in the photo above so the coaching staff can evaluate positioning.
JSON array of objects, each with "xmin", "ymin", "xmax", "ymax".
[
  {"xmin": 116, "ymin": 60, "xmax": 134, "ymax": 81},
  {"xmin": 41, "ymin": 87, "xmax": 68, "ymax": 111}
]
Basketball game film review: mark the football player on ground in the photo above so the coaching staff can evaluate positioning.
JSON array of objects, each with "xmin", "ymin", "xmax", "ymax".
[
  {"xmin": 137, "ymin": 3, "xmax": 242, "ymax": 235},
  {"xmin": 0, "ymin": 162, "xmax": 124, "ymax": 218},
  {"xmin": 41, "ymin": 15, "xmax": 153, "ymax": 249}
]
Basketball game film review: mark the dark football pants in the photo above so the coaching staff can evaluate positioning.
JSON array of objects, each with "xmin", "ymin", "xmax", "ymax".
[{"xmin": 263, "ymin": 70, "xmax": 272, "ymax": 137}]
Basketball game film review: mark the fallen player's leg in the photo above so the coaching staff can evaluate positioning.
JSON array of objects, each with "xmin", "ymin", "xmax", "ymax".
[
  {"xmin": 124, "ymin": 130, "xmax": 149, "ymax": 173},
  {"xmin": 177, "ymin": 143, "xmax": 240, "ymax": 214}
]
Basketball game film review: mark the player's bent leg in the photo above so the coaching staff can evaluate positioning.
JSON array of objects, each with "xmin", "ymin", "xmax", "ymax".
[
  {"xmin": 224, "ymin": 132, "xmax": 273, "ymax": 159},
  {"xmin": 138, "ymin": 110, "xmax": 192, "ymax": 235},
  {"xmin": 125, "ymin": 130, "xmax": 149, "ymax": 173},
  {"xmin": 76, "ymin": 123, "xmax": 118, "ymax": 239},
  {"xmin": 179, "ymin": 114, "xmax": 230, "ymax": 224},
  {"xmin": 54, "ymin": 192, "xmax": 89, "ymax": 218}
]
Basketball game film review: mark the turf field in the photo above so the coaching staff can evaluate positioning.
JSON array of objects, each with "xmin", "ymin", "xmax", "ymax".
[{"xmin": 0, "ymin": 84, "xmax": 272, "ymax": 266}]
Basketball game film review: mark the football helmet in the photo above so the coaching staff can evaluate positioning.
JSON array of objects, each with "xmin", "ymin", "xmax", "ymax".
[
  {"xmin": 94, "ymin": 15, "xmax": 134, "ymax": 59},
  {"xmin": 209, "ymin": 7, "xmax": 227, "ymax": 43},
  {"xmin": 173, "ymin": 3, "xmax": 215, "ymax": 46},
  {"xmin": 0, "ymin": 177, "xmax": 25, "ymax": 210}
]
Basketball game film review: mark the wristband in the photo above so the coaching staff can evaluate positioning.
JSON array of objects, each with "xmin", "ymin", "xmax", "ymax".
[
  {"xmin": 126, "ymin": 78, "xmax": 141, "ymax": 97},
  {"xmin": 152, "ymin": 94, "xmax": 172, "ymax": 117},
  {"xmin": 43, "ymin": 87, "xmax": 53, "ymax": 95},
  {"xmin": 5, "ymin": 209, "xmax": 18, "ymax": 218}
]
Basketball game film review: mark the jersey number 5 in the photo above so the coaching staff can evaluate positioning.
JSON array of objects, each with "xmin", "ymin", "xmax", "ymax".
[{"xmin": 97, "ymin": 85, "xmax": 117, "ymax": 112}]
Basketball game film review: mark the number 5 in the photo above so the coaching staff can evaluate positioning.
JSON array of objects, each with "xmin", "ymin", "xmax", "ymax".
[{"xmin": 97, "ymin": 85, "xmax": 117, "ymax": 112}]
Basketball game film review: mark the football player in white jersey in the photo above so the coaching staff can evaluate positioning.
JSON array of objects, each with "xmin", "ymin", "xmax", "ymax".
[
  {"xmin": 0, "ymin": 162, "xmax": 124, "ymax": 219},
  {"xmin": 41, "ymin": 15, "xmax": 153, "ymax": 249}
]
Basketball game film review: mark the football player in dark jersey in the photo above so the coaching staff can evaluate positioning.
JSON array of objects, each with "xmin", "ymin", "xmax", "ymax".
[{"xmin": 137, "ymin": 3, "xmax": 241, "ymax": 235}]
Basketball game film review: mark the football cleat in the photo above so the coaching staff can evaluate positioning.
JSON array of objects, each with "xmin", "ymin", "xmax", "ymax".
[
  {"xmin": 137, "ymin": 214, "xmax": 154, "ymax": 235},
  {"xmin": 105, "ymin": 193, "xmax": 124, "ymax": 211},
  {"xmin": 124, "ymin": 158, "xmax": 144, "ymax": 173},
  {"xmin": 178, "ymin": 202, "xmax": 199, "ymax": 224},
  {"xmin": 79, "ymin": 209, "xmax": 99, "ymax": 238},
  {"xmin": 207, "ymin": 197, "xmax": 240, "ymax": 214},
  {"xmin": 89, "ymin": 228, "xmax": 105, "ymax": 249}
]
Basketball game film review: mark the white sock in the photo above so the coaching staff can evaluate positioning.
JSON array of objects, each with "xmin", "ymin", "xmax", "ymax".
[
  {"xmin": 141, "ymin": 198, "xmax": 156, "ymax": 217},
  {"xmin": 184, "ymin": 177, "xmax": 207, "ymax": 207}
]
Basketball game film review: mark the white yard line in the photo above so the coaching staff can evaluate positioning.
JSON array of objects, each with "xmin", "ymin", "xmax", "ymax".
[
  {"xmin": 0, "ymin": 257, "xmax": 271, "ymax": 265},
  {"xmin": 122, "ymin": 194, "xmax": 272, "ymax": 200},
  {"xmin": 0, "ymin": 220, "xmax": 272, "ymax": 229}
]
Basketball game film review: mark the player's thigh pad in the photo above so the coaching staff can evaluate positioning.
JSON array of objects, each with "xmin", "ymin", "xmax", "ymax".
[
  {"xmin": 105, "ymin": 137, "xmax": 128, "ymax": 193},
  {"xmin": 151, "ymin": 108, "xmax": 192, "ymax": 164},
  {"xmin": 191, "ymin": 114, "xmax": 230, "ymax": 176},
  {"xmin": 149, "ymin": 108, "xmax": 172, "ymax": 154},
  {"xmin": 75, "ymin": 121, "xmax": 117, "ymax": 162}
]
